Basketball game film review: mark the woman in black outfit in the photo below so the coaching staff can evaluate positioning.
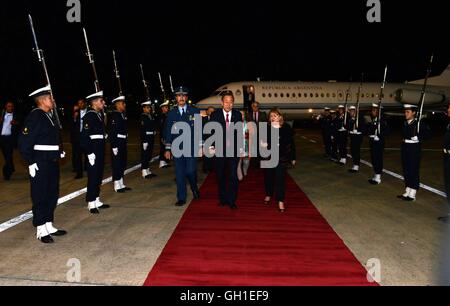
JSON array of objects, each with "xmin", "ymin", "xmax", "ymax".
[{"xmin": 262, "ymin": 108, "xmax": 296, "ymax": 212}]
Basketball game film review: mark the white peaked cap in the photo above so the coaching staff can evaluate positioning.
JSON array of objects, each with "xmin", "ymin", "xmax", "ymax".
[
  {"xmin": 112, "ymin": 96, "xmax": 126, "ymax": 103},
  {"xmin": 86, "ymin": 91, "xmax": 104, "ymax": 101},
  {"xmin": 29, "ymin": 84, "xmax": 52, "ymax": 98},
  {"xmin": 141, "ymin": 101, "xmax": 152, "ymax": 106}
]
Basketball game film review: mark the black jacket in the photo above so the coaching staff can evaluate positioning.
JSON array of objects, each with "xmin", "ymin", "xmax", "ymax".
[
  {"xmin": 1, "ymin": 111, "xmax": 21, "ymax": 147},
  {"xmin": 209, "ymin": 109, "xmax": 243, "ymax": 158},
  {"xmin": 264, "ymin": 124, "xmax": 296, "ymax": 165},
  {"xmin": 80, "ymin": 110, "xmax": 106, "ymax": 155},
  {"xmin": 140, "ymin": 113, "xmax": 157, "ymax": 143}
]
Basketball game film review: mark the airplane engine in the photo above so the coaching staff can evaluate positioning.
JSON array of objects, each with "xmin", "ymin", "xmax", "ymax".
[{"xmin": 395, "ymin": 89, "xmax": 445, "ymax": 105}]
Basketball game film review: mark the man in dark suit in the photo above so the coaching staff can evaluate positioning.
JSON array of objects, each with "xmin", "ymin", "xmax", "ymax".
[
  {"xmin": 247, "ymin": 101, "xmax": 267, "ymax": 168},
  {"xmin": 1, "ymin": 101, "xmax": 21, "ymax": 180},
  {"xmin": 71, "ymin": 99, "xmax": 88, "ymax": 179},
  {"xmin": 209, "ymin": 92, "xmax": 243, "ymax": 210}
]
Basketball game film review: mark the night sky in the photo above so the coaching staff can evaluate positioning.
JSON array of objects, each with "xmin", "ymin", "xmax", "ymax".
[{"xmin": 1, "ymin": 0, "xmax": 449, "ymax": 112}]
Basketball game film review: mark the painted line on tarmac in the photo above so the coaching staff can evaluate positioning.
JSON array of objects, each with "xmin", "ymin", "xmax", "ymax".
[
  {"xmin": 0, "ymin": 156, "xmax": 159, "ymax": 233},
  {"xmin": 301, "ymin": 135, "xmax": 447, "ymax": 199}
]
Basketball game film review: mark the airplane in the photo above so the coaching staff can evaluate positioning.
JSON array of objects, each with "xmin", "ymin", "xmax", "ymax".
[{"xmin": 195, "ymin": 64, "xmax": 450, "ymax": 120}]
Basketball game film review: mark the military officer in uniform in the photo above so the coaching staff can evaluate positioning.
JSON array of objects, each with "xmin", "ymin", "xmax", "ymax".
[
  {"xmin": 335, "ymin": 105, "xmax": 348, "ymax": 165},
  {"xmin": 330, "ymin": 110, "xmax": 338, "ymax": 161},
  {"xmin": 348, "ymin": 106, "xmax": 364, "ymax": 173},
  {"xmin": 18, "ymin": 85, "xmax": 67, "ymax": 243},
  {"xmin": 319, "ymin": 107, "xmax": 333, "ymax": 158},
  {"xmin": 158, "ymin": 101, "xmax": 171, "ymax": 169},
  {"xmin": 397, "ymin": 104, "xmax": 430, "ymax": 201},
  {"xmin": 164, "ymin": 86, "xmax": 201, "ymax": 206},
  {"xmin": 81, "ymin": 91, "xmax": 110, "ymax": 214},
  {"xmin": 439, "ymin": 103, "xmax": 450, "ymax": 223},
  {"xmin": 368, "ymin": 103, "xmax": 389, "ymax": 185},
  {"xmin": 140, "ymin": 101, "xmax": 157, "ymax": 179},
  {"xmin": 109, "ymin": 96, "xmax": 131, "ymax": 193}
]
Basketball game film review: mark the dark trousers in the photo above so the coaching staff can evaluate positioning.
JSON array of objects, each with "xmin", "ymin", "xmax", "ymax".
[
  {"xmin": 72, "ymin": 141, "xmax": 86, "ymax": 177},
  {"xmin": 203, "ymin": 155, "xmax": 214, "ymax": 172},
  {"xmin": 112, "ymin": 143, "xmax": 127, "ymax": 181},
  {"xmin": 337, "ymin": 131, "xmax": 348, "ymax": 159},
  {"xmin": 159, "ymin": 137, "xmax": 169, "ymax": 163},
  {"xmin": 215, "ymin": 157, "xmax": 239, "ymax": 205},
  {"xmin": 402, "ymin": 144, "xmax": 421, "ymax": 190},
  {"xmin": 264, "ymin": 164, "xmax": 286, "ymax": 202},
  {"xmin": 350, "ymin": 134, "xmax": 363, "ymax": 166},
  {"xmin": 370, "ymin": 139, "xmax": 385, "ymax": 175},
  {"xmin": 174, "ymin": 157, "xmax": 198, "ymax": 202},
  {"xmin": 445, "ymin": 155, "xmax": 450, "ymax": 205},
  {"xmin": 331, "ymin": 135, "xmax": 338, "ymax": 159},
  {"xmin": 141, "ymin": 138, "xmax": 154, "ymax": 170},
  {"xmin": 322, "ymin": 130, "xmax": 332, "ymax": 156},
  {"xmin": 31, "ymin": 160, "xmax": 59, "ymax": 227},
  {"xmin": 86, "ymin": 148, "xmax": 105, "ymax": 203},
  {"xmin": 0, "ymin": 136, "xmax": 15, "ymax": 179}
]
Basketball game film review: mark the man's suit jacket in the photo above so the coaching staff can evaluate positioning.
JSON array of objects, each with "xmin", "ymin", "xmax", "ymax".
[
  {"xmin": 209, "ymin": 109, "xmax": 243, "ymax": 158},
  {"xmin": 0, "ymin": 112, "xmax": 21, "ymax": 147},
  {"xmin": 247, "ymin": 110, "xmax": 267, "ymax": 124}
]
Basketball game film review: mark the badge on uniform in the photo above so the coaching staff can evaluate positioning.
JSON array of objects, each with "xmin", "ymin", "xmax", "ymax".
[
  {"xmin": 23, "ymin": 127, "xmax": 29, "ymax": 135},
  {"xmin": 84, "ymin": 123, "xmax": 90, "ymax": 130}
]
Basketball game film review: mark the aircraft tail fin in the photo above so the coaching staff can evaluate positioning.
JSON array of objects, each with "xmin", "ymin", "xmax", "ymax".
[{"xmin": 409, "ymin": 64, "xmax": 450, "ymax": 87}]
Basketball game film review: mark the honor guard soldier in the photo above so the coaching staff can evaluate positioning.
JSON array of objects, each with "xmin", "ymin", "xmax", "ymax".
[
  {"xmin": 158, "ymin": 101, "xmax": 171, "ymax": 169},
  {"xmin": 164, "ymin": 86, "xmax": 201, "ymax": 206},
  {"xmin": 368, "ymin": 103, "xmax": 389, "ymax": 185},
  {"xmin": 81, "ymin": 91, "xmax": 110, "ymax": 214},
  {"xmin": 348, "ymin": 106, "xmax": 364, "ymax": 173},
  {"xmin": 319, "ymin": 107, "xmax": 333, "ymax": 158},
  {"xmin": 18, "ymin": 85, "xmax": 67, "ymax": 243},
  {"xmin": 330, "ymin": 110, "xmax": 338, "ymax": 161},
  {"xmin": 335, "ymin": 105, "xmax": 348, "ymax": 165},
  {"xmin": 109, "ymin": 96, "xmax": 132, "ymax": 193},
  {"xmin": 140, "ymin": 101, "xmax": 157, "ymax": 179},
  {"xmin": 397, "ymin": 104, "xmax": 431, "ymax": 202},
  {"xmin": 439, "ymin": 103, "xmax": 450, "ymax": 223}
]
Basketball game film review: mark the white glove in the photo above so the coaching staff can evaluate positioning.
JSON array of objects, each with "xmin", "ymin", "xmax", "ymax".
[
  {"xmin": 88, "ymin": 153, "xmax": 96, "ymax": 166},
  {"xmin": 374, "ymin": 136, "xmax": 380, "ymax": 142},
  {"xmin": 208, "ymin": 146, "xmax": 216, "ymax": 156},
  {"xmin": 292, "ymin": 160, "xmax": 297, "ymax": 167},
  {"xmin": 29, "ymin": 163, "xmax": 39, "ymax": 178},
  {"xmin": 112, "ymin": 148, "xmax": 119, "ymax": 156},
  {"xmin": 143, "ymin": 143, "xmax": 149, "ymax": 151},
  {"xmin": 411, "ymin": 136, "xmax": 419, "ymax": 142},
  {"xmin": 60, "ymin": 151, "xmax": 66, "ymax": 159}
]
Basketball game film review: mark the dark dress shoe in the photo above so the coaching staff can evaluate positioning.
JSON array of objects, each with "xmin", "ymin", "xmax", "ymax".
[
  {"xmin": 368, "ymin": 179, "xmax": 380, "ymax": 185},
  {"xmin": 39, "ymin": 235, "xmax": 54, "ymax": 244},
  {"xmin": 98, "ymin": 204, "xmax": 110, "ymax": 210},
  {"xmin": 145, "ymin": 173, "xmax": 157, "ymax": 179},
  {"xmin": 230, "ymin": 204, "xmax": 238, "ymax": 210},
  {"xmin": 404, "ymin": 197, "xmax": 416, "ymax": 202},
  {"xmin": 348, "ymin": 169, "xmax": 358, "ymax": 173},
  {"xmin": 175, "ymin": 201, "xmax": 186, "ymax": 206},
  {"xmin": 193, "ymin": 191, "xmax": 200, "ymax": 200},
  {"xmin": 89, "ymin": 208, "xmax": 100, "ymax": 214},
  {"xmin": 123, "ymin": 187, "xmax": 132, "ymax": 192},
  {"xmin": 397, "ymin": 195, "xmax": 408, "ymax": 200},
  {"xmin": 116, "ymin": 189, "xmax": 126, "ymax": 193},
  {"xmin": 51, "ymin": 230, "xmax": 68, "ymax": 237}
]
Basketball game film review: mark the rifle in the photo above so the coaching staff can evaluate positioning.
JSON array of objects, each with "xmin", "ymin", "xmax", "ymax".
[
  {"xmin": 169, "ymin": 75, "xmax": 175, "ymax": 95},
  {"xmin": 28, "ymin": 15, "xmax": 62, "ymax": 130},
  {"xmin": 376, "ymin": 66, "xmax": 388, "ymax": 136},
  {"xmin": 140, "ymin": 64, "xmax": 151, "ymax": 101},
  {"xmin": 355, "ymin": 74, "xmax": 364, "ymax": 130},
  {"xmin": 158, "ymin": 72, "xmax": 167, "ymax": 102},
  {"xmin": 112, "ymin": 50, "xmax": 123, "ymax": 96},
  {"xmin": 83, "ymin": 28, "xmax": 101, "ymax": 92},
  {"xmin": 343, "ymin": 80, "xmax": 352, "ymax": 130},
  {"xmin": 417, "ymin": 54, "xmax": 434, "ymax": 134}
]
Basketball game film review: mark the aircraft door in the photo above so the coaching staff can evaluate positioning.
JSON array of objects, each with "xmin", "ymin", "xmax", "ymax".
[{"xmin": 243, "ymin": 85, "xmax": 256, "ymax": 113}]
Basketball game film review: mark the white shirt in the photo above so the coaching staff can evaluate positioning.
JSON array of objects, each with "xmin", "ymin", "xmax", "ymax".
[
  {"xmin": 1, "ymin": 113, "xmax": 13, "ymax": 136},
  {"xmin": 178, "ymin": 105, "xmax": 187, "ymax": 116},
  {"xmin": 223, "ymin": 110, "xmax": 231, "ymax": 123}
]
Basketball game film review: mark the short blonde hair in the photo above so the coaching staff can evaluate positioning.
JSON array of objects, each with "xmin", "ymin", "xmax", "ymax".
[{"xmin": 268, "ymin": 108, "xmax": 284, "ymax": 126}]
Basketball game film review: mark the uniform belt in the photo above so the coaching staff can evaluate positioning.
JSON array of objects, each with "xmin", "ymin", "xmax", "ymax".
[
  {"xmin": 146, "ymin": 132, "xmax": 155, "ymax": 135},
  {"xmin": 349, "ymin": 131, "xmax": 362, "ymax": 135},
  {"xmin": 404, "ymin": 139, "xmax": 419, "ymax": 144},
  {"xmin": 34, "ymin": 145, "xmax": 60, "ymax": 151},
  {"xmin": 117, "ymin": 134, "xmax": 127, "ymax": 139},
  {"xmin": 369, "ymin": 135, "xmax": 376, "ymax": 138},
  {"xmin": 90, "ymin": 135, "xmax": 104, "ymax": 140}
]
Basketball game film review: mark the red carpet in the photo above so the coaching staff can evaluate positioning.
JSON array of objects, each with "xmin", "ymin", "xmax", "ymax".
[{"xmin": 144, "ymin": 170, "xmax": 377, "ymax": 286}]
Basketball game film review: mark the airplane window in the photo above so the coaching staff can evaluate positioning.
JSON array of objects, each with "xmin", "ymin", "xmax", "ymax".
[
  {"xmin": 372, "ymin": 94, "xmax": 375, "ymax": 98},
  {"xmin": 326, "ymin": 93, "xmax": 330, "ymax": 98},
  {"xmin": 339, "ymin": 93, "xmax": 343, "ymax": 98},
  {"xmin": 366, "ymin": 94, "xmax": 370, "ymax": 98},
  {"xmin": 332, "ymin": 93, "xmax": 336, "ymax": 98},
  {"xmin": 310, "ymin": 93, "xmax": 314, "ymax": 98},
  {"xmin": 315, "ymin": 93, "xmax": 318, "ymax": 98},
  {"xmin": 268, "ymin": 93, "xmax": 272, "ymax": 98},
  {"xmin": 321, "ymin": 93, "xmax": 325, "ymax": 98},
  {"xmin": 280, "ymin": 93, "xmax": 284, "ymax": 98},
  {"xmin": 390, "ymin": 94, "xmax": 393, "ymax": 98},
  {"xmin": 274, "ymin": 93, "xmax": 278, "ymax": 98},
  {"xmin": 292, "ymin": 93, "xmax": 296, "ymax": 98},
  {"xmin": 286, "ymin": 93, "xmax": 290, "ymax": 98},
  {"xmin": 262, "ymin": 93, "xmax": 266, "ymax": 98}
]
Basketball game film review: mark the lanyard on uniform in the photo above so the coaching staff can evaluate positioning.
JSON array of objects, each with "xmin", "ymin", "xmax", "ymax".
[{"xmin": 45, "ymin": 112, "xmax": 55, "ymax": 127}]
